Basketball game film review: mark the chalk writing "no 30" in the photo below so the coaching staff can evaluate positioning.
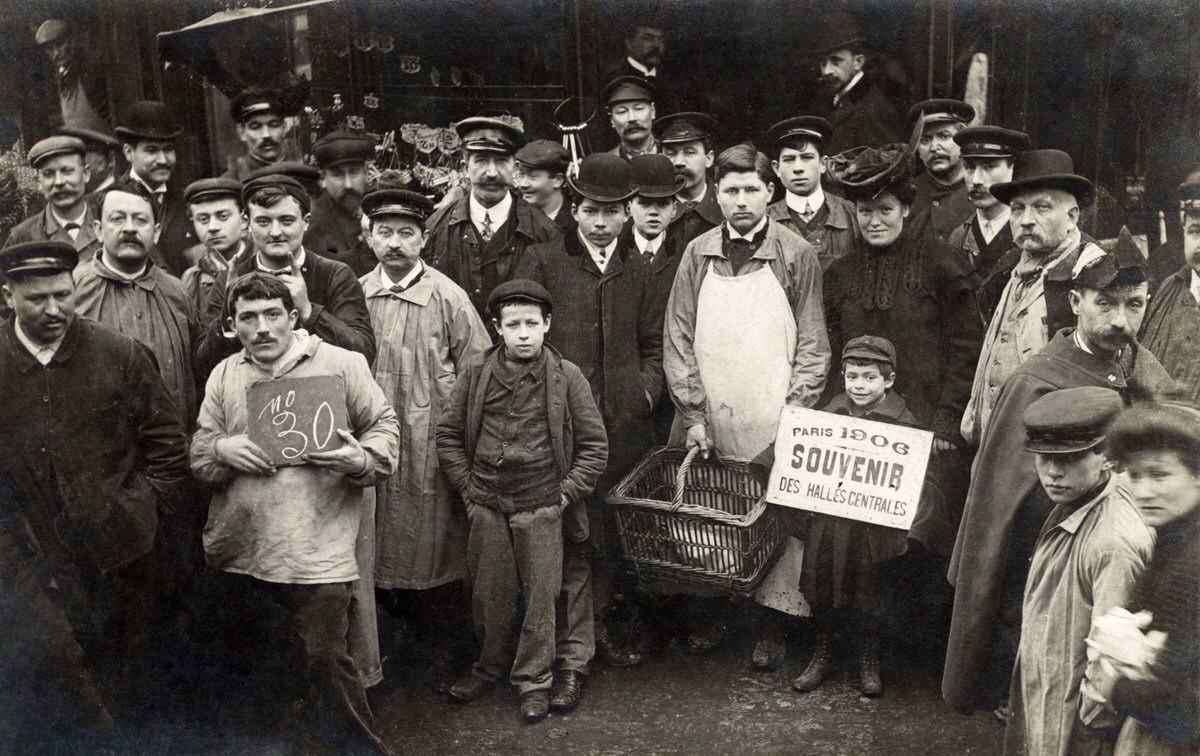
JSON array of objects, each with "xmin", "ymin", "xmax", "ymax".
[{"xmin": 256, "ymin": 390, "xmax": 336, "ymax": 460}]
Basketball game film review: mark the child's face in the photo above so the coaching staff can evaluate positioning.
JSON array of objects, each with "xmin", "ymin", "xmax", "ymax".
[
  {"xmin": 1034, "ymin": 449, "xmax": 1108, "ymax": 504},
  {"xmin": 493, "ymin": 302, "xmax": 550, "ymax": 362},
  {"xmin": 1124, "ymin": 449, "xmax": 1200, "ymax": 528},
  {"xmin": 630, "ymin": 195, "xmax": 675, "ymax": 239},
  {"xmin": 843, "ymin": 362, "xmax": 893, "ymax": 410}
]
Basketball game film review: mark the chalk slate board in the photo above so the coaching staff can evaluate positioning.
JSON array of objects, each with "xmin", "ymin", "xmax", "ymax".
[{"xmin": 246, "ymin": 375, "xmax": 350, "ymax": 467}]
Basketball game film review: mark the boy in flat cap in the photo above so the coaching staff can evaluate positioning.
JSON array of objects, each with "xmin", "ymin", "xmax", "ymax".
[
  {"xmin": 1005, "ymin": 387, "xmax": 1152, "ymax": 756},
  {"xmin": 514, "ymin": 139, "xmax": 574, "ymax": 234},
  {"xmin": 224, "ymin": 89, "xmax": 293, "ymax": 182},
  {"xmin": 945, "ymin": 232, "xmax": 1175, "ymax": 716},
  {"xmin": 605, "ymin": 76, "xmax": 659, "ymax": 160},
  {"xmin": 426, "ymin": 117, "xmax": 559, "ymax": 321},
  {"xmin": 657, "ymin": 112, "xmax": 722, "ymax": 249},
  {"xmin": 908, "ymin": 99, "xmax": 977, "ymax": 243},
  {"xmin": 307, "ymin": 130, "xmax": 378, "ymax": 276},
  {"xmin": 765, "ymin": 116, "xmax": 858, "ymax": 270},
  {"xmin": 1140, "ymin": 170, "xmax": 1200, "ymax": 402},
  {"xmin": 181, "ymin": 177, "xmax": 249, "ymax": 314},
  {"xmin": 5, "ymin": 135, "xmax": 100, "ymax": 267},
  {"xmin": 436, "ymin": 279, "xmax": 607, "ymax": 724},
  {"xmin": 359, "ymin": 188, "xmax": 491, "ymax": 688}
]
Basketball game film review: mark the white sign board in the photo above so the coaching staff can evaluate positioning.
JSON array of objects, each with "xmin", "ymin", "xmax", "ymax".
[{"xmin": 765, "ymin": 406, "xmax": 934, "ymax": 530}]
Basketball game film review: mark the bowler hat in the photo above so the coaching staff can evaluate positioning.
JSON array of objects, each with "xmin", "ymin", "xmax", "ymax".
[
  {"xmin": 908, "ymin": 99, "xmax": 975, "ymax": 129},
  {"xmin": 115, "ymin": 100, "xmax": 182, "ymax": 142},
  {"xmin": 988, "ymin": 149, "xmax": 1094, "ymax": 207},
  {"xmin": 765, "ymin": 116, "xmax": 832, "ymax": 151},
  {"xmin": 34, "ymin": 19, "xmax": 70, "ymax": 46},
  {"xmin": 567, "ymin": 153, "xmax": 635, "ymax": 203},
  {"xmin": 361, "ymin": 188, "xmax": 433, "ymax": 223},
  {"xmin": 515, "ymin": 139, "xmax": 570, "ymax": 173},
  {"xmin": 488, "ymin": 278, "xmax": 553, "ymax": 316},
  {"xmin": 807, "ymin": 12, "xmax": 865, "ymax": 57},
  {"xmin": 604, "ymin": 75, "xmax": 655, "ymax": 107},
  {"xmin": 313, "ymin": 130, "xmax": 376, "ymax": 169},
  {"xmin": 185, "ymin": 177, "xmax": 242, "ymax": 207},
  {"xmin": 1072, "ymin": 226, "xmax": 1147, "ymax": 290},
  {"xmin": 629, "ymin": 154, "xmax": 683, "ymax": 198},
  {"xmin": 28, "ymin": 135, "xmax": 85, "ymax": 167},
  {"xmin": 826, "ymin": 144, "xmax": 912, "ymax": 202},
  {"xmin": 1023, "ymin": 386, "xmax": 1123, "ymax": 454},
  {"xmin": 654, "ymin": 112, "xmax": 716, "ymax": 146},
  {"xmin": 0, "ymin": 240, "xmax": 77, "ymax": 278},
  {"xmin": 842, "ymin": 335, "xmax": 896, "ymax": 368},
  {"xmin": 953, "ymin": 126, "xmax": 1030, "ymax": 159},
  {"xmin": 455, "ymin": 116, "xmax": 525, "ymax": 155}
]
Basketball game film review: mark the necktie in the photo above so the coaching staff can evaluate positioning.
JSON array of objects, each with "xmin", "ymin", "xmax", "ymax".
[
  {"xmin": 63, "ymin": 222, "xmax": 80, "ymax": 242},
  {"xmin": 480, "ymin": 212, "xmax": 494, "ymax": 242},
  {"xmin": 800, "ymin": 202, "xmax": 815, "ymax": 224},
  {"xmin": 596, "ymin": 247, "xmax": 607, "ymax": 270}
]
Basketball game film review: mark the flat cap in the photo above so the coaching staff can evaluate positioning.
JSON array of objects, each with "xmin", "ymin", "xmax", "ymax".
[
  {"xmin": 28, "ymin": 135, "xmax": 85, "ymax": 167},
  {"xmin": 0, "ymin": 240, "xmax": 76, "ymax": 278},
  {"xmin": 229, "ymin": 89, "xmax": 289, "ymax": 124},
  {"xmin": 515, "ymin": 139, "xmax": 570, "ymax": 173},
  {"xmin": 312, "ymin": 130, "xmax": 376, "ymax": 168},
  {"xmin": 487, "ymin": 278, "xmax": 553, "ymax": 316},
  {"xmin": 654, "ymin": 112, "xmax": 716, "ymax": 145},
  {"xmin": 60, "ymin": 124, "xmax": 120, "ymax": 149},
  {"xmin": 1072, "ymin": 226, "xmax": 1147, "ymax": 290},
  {"xmin": 1023, "ymin": 386, "xmax": 1123, "ymax": 454},
  {"xmin": 604, "ymin": 75, "xmax": 655, "ymax": 106},
  {"xmin": 954, "ymin": 126, "xmax": 1030, "ymax": 159},
  {"xmin": 361, "ymin": 188, "xmax": 433, "ymax": 222},
  {"xmin": 842, "ymin": 335, "xmax": 896, "ymax": 368},
  {"xmin": 765, "ymin": 116, "xmax": 832, "ymax": 149},
  {"xmin": 35, "ymin": 19, "xmax": 70, "ymax": 46},
  {"xmin": 454, "ymin": 117, "xmax": 525, "ymax": 155},
  {"xmin": 185, "ymin": 177, "xmax": 242, "ymax": 206},
  {"xmin": 246, "ymin": 160, "xmax": 322, "ymax": 197},
  {"xmin": 908, "ymin": 99, "xmax": 975, "ymax": 128},
  {"xmin": 241, "ymin": 173, "xmax": 310, "ymax": 213}
]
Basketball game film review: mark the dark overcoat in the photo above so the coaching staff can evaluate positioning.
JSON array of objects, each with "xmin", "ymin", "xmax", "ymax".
[{"xmin": 1140, "ymin": 266, "xmax": 1200, "ymax": 402}]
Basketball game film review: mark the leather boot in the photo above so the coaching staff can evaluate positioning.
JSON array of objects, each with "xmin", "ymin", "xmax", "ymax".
[
  {"xmin": 860, "ymin": 633, "xmax": 882, "ymax": 698},
  {"xmin": 792, "ymin": 633, "xmax": 832, "ymax": 692}
]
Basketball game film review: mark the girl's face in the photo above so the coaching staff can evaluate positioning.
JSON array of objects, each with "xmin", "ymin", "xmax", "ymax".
[{"xmin": 1123, "ymin": 449, "xmax": 1200, "ymax": 528}]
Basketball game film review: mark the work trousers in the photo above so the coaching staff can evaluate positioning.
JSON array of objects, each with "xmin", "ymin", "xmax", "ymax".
[
  {"xmin": 466, "ymin": 502, "xmax": 563, "ymax": 694},
  {"xmin": 556, "ymin": 535, "xmax": 595, "ymax": 674},
  {"xmin": 349, "ymin": 488, "xmax": 381, "ymax": 687}
]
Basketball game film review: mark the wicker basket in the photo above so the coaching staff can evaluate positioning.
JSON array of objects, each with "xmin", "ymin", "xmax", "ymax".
[{"xmin": 608, "ymin": 446, "xmax": 784, "ymax": 595}]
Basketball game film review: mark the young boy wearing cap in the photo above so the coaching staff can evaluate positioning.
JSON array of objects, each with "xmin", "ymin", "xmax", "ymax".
[
  {"xmin": 1005, "ymin": 386, "xmax": 1152, "ymax": 756},
  {"xmin": 514, "ymin": 139, "xmax": 574, "ymax": 234},
  {"xmin": 435, "ymin": 279, "xmax": 607, "ymax": 723},
  {"xmin": 790, "ymin": 335, "xmax": 944, "ymax": 698},
  {"xmin": 181, "ymin": 177, "xmax": 249, "ymax": 314}
]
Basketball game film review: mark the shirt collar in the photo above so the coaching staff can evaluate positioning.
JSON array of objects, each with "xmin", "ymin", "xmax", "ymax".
[
  {"xmin": 256, "ymin": 247, "xmax": 306, "ymax": 273},
  {"xmin": 725, "ymin": 215, "xmax": 768, "ymax": 241},
  {"xmin": 50, "ymin": 204, "xmax": 88, "ymax": 231},
  {"xmin": 578, "ymin": 229, "xmax": 618, "ymax": 271},
  {"xmin": 633, "ymin": 227, "xmax": 663, "ymax": 255},
  {"xmin": 785, "ymin": 185, "xmax": 825, "ymax": 216},
  {"xmin": 977, "ymin": 206, "xmax": 1011, "ymax": 243},
  {"xmin": 627, "ymin": 56, "xmax": 657, "ymax": 77},
  {"xmin": 678, "ymin": 182, "xmax": 707, "ymax": 206},
  {"xmin": 380, "ymin": 259, "xmax": 424, "ymax": 291},
  {"xmin": 832, "ymin": 70, "xmax": 864, "ymax": 106},
  {"xmin": 131, "ymin": 170, "xmax": 166, "ymax": 196},
  {"xmin": 98, "ymin": 251, "xmax": 148, "ymax": 281},
  {"xmin": 1053, "ymin": 476, "xmax": 1116, "ymax": 535},
  {"xmin": 469, "ymin": 191, "xmax": 513, "ymax": 232},
  {"xmin": 1190, "ymin": 269, "xmax": 1200, "ymax": 303},
  {"xmin": 14, "ymin": 319, "xmax": 64, "ymax": 365},
  {"xmin": 243, "ymin": 328, "xmax": 315, "ymax": 376}
]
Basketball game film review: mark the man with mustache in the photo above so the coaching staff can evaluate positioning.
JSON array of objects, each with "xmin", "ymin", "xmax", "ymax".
[
  {"xmin": 4, "ymin": 136, "xmax": 101, "ymax": 267},
  {"xmin": 34, "ymin": 19, "xmax": 109, "ymax": 128},
  {"xmin": 306, "ymin": 130, "xmax": 377, "ymax": 277},
  {"xmin": 945, "ymin": 230, "xmax": 1175, "ymax": 718},
  {"xmin": 514, "ymin": 139, "xmax": 574, "ymax": 234},
  {"xmin": 909, "ymin": 99, "xmax": 977, "ymax": 243},
  {"xmin": 657, "ymin": 112, "xmax": 723, "ymax": 249},
  {"xmin": 0, "ymin": 240, "xmax": 189, "ymax": 747},
  {"xmin": 224, "ymin": 90, "xmax": 293, "ymax": 182},
  {"xmin": 115, "ymin": 100, "xmax": 196, "ymax": 277},
  {"xmin": 604, "ymin": 76, "xmax": 659, "ymax": 161},
  {"xmin": 427, "ymin": 116, "xmax": 560, "ymax": 321},
  {"xmin": 193, "ymin": 174, "xmax": 375, "ymax": 380},
  {"xmin": 180, "ymin": 177, "xmax": 250, "ymax": 314}
]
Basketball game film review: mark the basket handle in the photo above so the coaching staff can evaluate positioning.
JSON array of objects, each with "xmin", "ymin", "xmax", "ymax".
[{"xmin": 671, "ymin": 446, "xmax": 701, "ymax": 512}]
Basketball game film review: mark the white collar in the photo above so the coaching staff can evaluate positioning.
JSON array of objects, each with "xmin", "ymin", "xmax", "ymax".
[
  {"xmin": 578, "ymin": 230, "xmax": 618, "ymax": 272},
  {"xmin": 678, "ymin": 182, "xmax": 707, "ymax": 205},
  {"xmin": 785, "ymin": 185, "xmax": 825, "ymax": 216},
  {"xmin": 633, "ymin": 227, "xmax": 663, "ymax": 255},
  {"xmin": 380, "ymin": 259, "xmax": 424, "ymax": 291},
  {"xmin": 726, "ymin": 216, "xmax": 768, "ymax": 241},
  {"xmin": 132, "ymin": 171, "xmax": 166, "ymax": 196},
  {"xmin": 833, "ymin": 71, "xmax": 865, "ymax": 106},
  {"xmin": 14, "ymin": 319, "xmax": 64, "ymax": 365},
  {"xmin": 1072, "ymin": 329, "xmax": 1095, "ymax": 355},
  {"xmin": 249, "ymin": 329, "xmax": 310, "ymax": 374},
  {"xmin": 1190, "ymin": 269, "xmax": 1200, "ymax": 302},
  {"xmin": 469, "ymin": 192, "xmax": 513, "ymax": 233},
  {"xmin": 50, "ymin": 204, "xmax": 88, "ymax": 230},
  {"xmin": 256, "ymin": 247, "xmax": 306, "ymax": 273},
  {"xmin": 977, "ymin": 206, "xmax": 1011, "ymax": 243},
  {"xmin": 99, "ymin": 252, "xmax": 147, "ymax": 281},
  {"xmin": 627, "ymin": 56, "xmax": 657, "ymax": 77}
]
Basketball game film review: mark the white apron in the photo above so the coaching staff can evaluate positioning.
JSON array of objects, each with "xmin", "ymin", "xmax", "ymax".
[{"xmin": 694, "ymin": 264, "xmax": 796, "ymax": 461}]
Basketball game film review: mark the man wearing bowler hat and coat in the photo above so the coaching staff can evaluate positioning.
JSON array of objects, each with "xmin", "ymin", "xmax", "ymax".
[{"xmin": 515, "ymin": 153, "xmax": 664, "ymax": 708}]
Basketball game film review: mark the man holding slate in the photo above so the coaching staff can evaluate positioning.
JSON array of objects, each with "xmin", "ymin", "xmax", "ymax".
[{"xmin": 190, "ymin": 272, "xmax": 398, "ymax": 754}]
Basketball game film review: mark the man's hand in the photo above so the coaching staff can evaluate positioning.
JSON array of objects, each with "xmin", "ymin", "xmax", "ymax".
[
  {"xmin": 304, "ymin": 429, "xmax": 370, "ymax": 475},
  {"xmin": 933, "ymin": 437, "xmax": 959, "ymax": 453},
  {"xmin": 278, "ymin": 254, "xmax": 313, "ymax": 321},
  {"xmin": 215, "ymin": 435, "xmax": 276, "ymax": 475},
  {"xmin": 686, "ymin": 423, "xmax": 711, "ymax": 459}
]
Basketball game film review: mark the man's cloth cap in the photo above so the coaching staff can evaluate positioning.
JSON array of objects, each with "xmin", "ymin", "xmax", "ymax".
[
  {"xmin": 1023, "ymin": 386, "xmax": 1123, "ymax": 454},
  {"xmin": 361, "ymin": 188, "xmax": 433, "ymax": 222},
  {"xmin": 1072, "ymin": 226, "xmax": 1147, "ymax": 290},
  {"xmin": 488, "ymin": 278, "xmax": 553, "ymax": 316},
  {"xmin": 312, "ymin": 130, "xmax": 376, "ymax": 168},
  {"xmin": 826, "ymin": 144, "xmax": 912, "ymax": 202},
  {"xmin": 515, "ymin": 139, "xmax": 570, "ymax": 173},
  {"xmin": 185, "ymin": 177, "xmax": 242, "ymax": 206},
  {"xmin": 242, "ymin": 174, "xmax": 310, "ymax": 213},
  {"xmin": 954, "ymin": 126, "xmax": 1030, "ymax": 158},
  {"xmin": 455, "ymin": 117, "xmax": 525, "ymax": 155},
  {"xmin": 988, "ymin": 149, "xmax": 1095, "ymax": 208},
  {"xmin": 842, "ymin": 335, "xmax": 897, "ymax": 368},
  {"xmin": 765, "ymin": 116, "xmax": 832, "ymax": 150},
  {"xmin": 35, "ymin": 19, "xmax": 70, "ymax": 46},
  {"xmin": 115, "ymin": 100, "xmax": 183, "ymax": 142},
  {"xmin": 28, "ymin": 135, "xmax": 85, "ymax": 167},
  {"xmin": 228, "ymin": 89, "xmax": 297, "ymax": 123},
  {"xmin": 247, "ymin": 161, "xmax": 322, "ymax": 194},
  {"xmin": 630, "ymin": 153, "xmax": 683, "ymax": 198},
  {"xmin": 604, "ymin": 75, "xmax": 655, "ymax": 106},
  {"xmin": 1, "ymin": 240, "xmax": 77, "ymax": 278},
  {"xmin": 654, "ymin": 112, "xmax": 717, "ymax": 145},
  {"xmin": 908, "ymin": 99, "xmax": 976, "ymax": 129},
  {"xmin": 567, "ymin": 153, "xmax": 636, "ymax": 203}
]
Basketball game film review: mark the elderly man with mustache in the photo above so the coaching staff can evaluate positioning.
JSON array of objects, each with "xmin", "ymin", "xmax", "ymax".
[{"xmin": 4, "ymin": 136, "xmax": 101, "ymax": 267}]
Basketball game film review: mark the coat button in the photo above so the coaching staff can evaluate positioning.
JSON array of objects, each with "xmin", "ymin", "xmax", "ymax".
[{"xmin": 42, "ymin": 395, "xmax": 49, "ymax": 402}]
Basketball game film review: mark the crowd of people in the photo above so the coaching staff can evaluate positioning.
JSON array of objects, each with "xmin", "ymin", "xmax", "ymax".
[{"xmin": 2, "ymin": 10, "xmax": 1199, "ymax": 756}]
